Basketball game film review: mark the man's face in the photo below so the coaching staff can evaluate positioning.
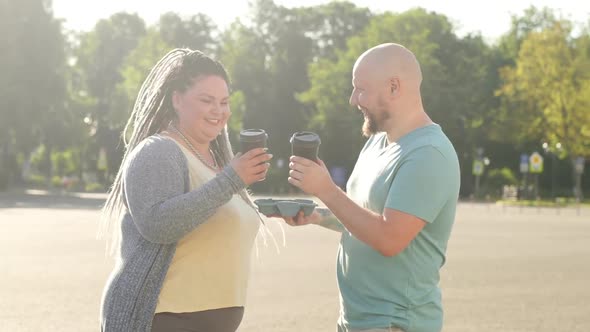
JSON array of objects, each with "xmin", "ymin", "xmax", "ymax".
[{"xmin": 349, "ymin": 64, "xmax": 391, "ymax": 137}]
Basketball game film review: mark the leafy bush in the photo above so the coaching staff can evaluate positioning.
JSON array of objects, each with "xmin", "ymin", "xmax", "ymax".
[
  {"xmin": 85, "ymin": 182, "xmax": 105, "ymax": 192},
  {"xmin": 27, "ymin": 174, "xmax": 47, "ymax": 188},
  {"xmin": 51, "ymin": 175, "xmax": 63, "ymax": 187},
  {"xmin": 485, "ymin": 167, "xmax": 518, "ymax": 197}
]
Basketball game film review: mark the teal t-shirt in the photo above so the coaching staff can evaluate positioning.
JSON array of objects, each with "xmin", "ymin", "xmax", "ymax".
[{"xmin": 337, "ymin": 124, "xmax": 460, "ymax": 332}]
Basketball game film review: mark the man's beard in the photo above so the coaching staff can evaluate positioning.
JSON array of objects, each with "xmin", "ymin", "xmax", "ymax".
[{"xmin": 361, "ymin": 108, "xmax": 389, "ymax": 137}]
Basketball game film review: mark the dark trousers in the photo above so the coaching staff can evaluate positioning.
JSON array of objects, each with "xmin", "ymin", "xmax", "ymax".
[{"xmin": 151, "ymin": 306, "xmax": 244, "ymax": 332}]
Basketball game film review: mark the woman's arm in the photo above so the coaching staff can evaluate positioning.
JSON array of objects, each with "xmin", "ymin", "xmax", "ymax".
[{"xmin": 123, "ymin": 137, "xmax": 246, "ymax": 244}]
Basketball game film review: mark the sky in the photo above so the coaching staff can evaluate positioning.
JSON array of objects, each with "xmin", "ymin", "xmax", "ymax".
[{"xmin": 52, "ymin": 0, "xmax": 589, "ymax": 42}]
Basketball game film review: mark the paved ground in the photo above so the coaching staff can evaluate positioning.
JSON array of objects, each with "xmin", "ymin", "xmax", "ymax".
[{"xmin": 1, "ymin": 191, "xmax": 589, "ymax": 331}]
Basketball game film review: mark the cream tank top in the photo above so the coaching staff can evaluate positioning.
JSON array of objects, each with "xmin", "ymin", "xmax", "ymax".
[{"xmin": 155, "ymin": 141, "xmax": 260, "ymax": 313}]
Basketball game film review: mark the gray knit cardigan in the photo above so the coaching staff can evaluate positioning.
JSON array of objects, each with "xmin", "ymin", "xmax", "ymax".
[{"xmin": 99, "ymin": 135, "xmax": 247, "ymax": 331}]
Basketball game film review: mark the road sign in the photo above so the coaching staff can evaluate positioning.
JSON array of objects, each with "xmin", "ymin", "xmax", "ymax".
[
  {"xmin": 529, "ymin": 152, "xmax": 543, "ymax": 173},
  {"xmin": 520, "ymin": 154, "xmax": 529, "ymax": 173},
  {"xmin": 575, "ymin": 157, "xmax": 585, "ymax": 174},
  {"xmin": 473, "ymin": 159, "xmax": 484, "ymax": 176}
]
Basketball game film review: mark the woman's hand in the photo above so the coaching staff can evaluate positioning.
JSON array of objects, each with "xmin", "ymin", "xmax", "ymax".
[
  {"xmin": 280, "ymin": 210, "xmax": 321, "ymax": 227},
  {"xmin": 230, "ymin": 148, "xmax": 272, "ymax": 185}
]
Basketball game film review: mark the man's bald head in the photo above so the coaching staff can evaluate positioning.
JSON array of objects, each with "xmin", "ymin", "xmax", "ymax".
[
  {"xmin": 349, "ymin": 43, "xmax": 431, "ymax": 140},
  {"xmin": 353, "ymin": 43, "xmax": 423, "ymax": 93}
]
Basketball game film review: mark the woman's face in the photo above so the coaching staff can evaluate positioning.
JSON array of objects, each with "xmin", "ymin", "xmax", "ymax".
[{"xmin": 173, "ymin": 75, "xmax": 231, "ymax": 144}]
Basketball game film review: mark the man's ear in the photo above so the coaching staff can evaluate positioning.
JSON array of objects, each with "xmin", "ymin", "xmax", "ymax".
[{"xmin": 390, "ymin": 77, "xmax": 400, "ymax": 96}]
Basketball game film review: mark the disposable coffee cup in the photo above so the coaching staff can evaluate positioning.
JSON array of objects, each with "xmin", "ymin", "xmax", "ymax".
[
  {"xmin": 290, "ymin": 131, "xmax": 321, "ymax": 162},
  {"xmin": 240, "ymin": 129, "xmax": 268, "ymax": 154}
]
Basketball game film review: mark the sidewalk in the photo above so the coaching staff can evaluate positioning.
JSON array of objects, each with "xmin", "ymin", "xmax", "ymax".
[{"xmin": 0, "ymin": 188, "xmax": 107, "ymax": 209}]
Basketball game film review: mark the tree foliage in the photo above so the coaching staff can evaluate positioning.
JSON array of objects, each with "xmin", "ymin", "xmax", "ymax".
[{"xmin": 1, "ymin": 2, "xmax": 588, "ymax": 196}]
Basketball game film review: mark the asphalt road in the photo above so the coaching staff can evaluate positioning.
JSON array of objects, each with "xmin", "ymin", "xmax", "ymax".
[{"xmin": 1, "ymin": 191, "xmax": 588, "ymax": 331}]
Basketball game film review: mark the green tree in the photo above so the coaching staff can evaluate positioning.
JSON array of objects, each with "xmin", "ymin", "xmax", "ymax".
[
  {"xmin": 72, "ymin": 12, "xmax": 146, "ymax": 184},
  {"xmin": 219, "ymin": 20, "xmax": 271, "ymax": 140},
  {"xmin": 116, "ymin": 28, "xmax": 172, "ymax": 127},
  {"xmin": 74, "ymin": 12, "xmax": 146, "ymax": 128},
  {"xmin": 300, "ymin": 8, "xmax": 497, "ymax": 189},
  {"xmin": 0, "ymin": 0, "xmax": 67, "ymax": 187},
  {"xmin": 497, "ymin": 6, "xmax": 559, "ymax": 64},
  {"xmin": 496, "ymin": 21, "xmax": 590, "ymax": 196},
  {"xmin": 158, "ymin": 12, "xmax": 217, "ymax": 53},
  {"xmin": 219, "ymin": 0, "xmax": 373, "ymax": 192},
  {"xmin": 295, "ymin": 1, "xmax": 372, "ymax": 60}
]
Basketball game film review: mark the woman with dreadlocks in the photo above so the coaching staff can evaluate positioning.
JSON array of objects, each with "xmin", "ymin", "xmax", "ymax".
[{"xmin": 98, "ymin": 49, "xmax": 272, "ymax": 332}]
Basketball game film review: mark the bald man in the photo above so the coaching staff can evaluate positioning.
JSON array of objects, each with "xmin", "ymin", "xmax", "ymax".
[{"xmin": 282, "ymin": 43, "xmax": 460, "ymax": 332}]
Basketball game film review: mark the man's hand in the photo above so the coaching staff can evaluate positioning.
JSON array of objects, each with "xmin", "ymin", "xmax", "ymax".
[{"xmin": 288, "ymin": 156, "xmax": 337, "ymax": 199}]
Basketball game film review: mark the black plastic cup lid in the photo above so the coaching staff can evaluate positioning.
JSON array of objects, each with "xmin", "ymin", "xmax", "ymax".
[
  {"xmin": 240, "ymin": 129, "xmax": 267, "ymax": 142},
  {"xmin": 290, "ymin": 131, "xmax": 321, "ymax": 145}
]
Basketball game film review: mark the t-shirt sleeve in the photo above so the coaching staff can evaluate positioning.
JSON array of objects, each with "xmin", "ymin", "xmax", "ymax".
[{"xmin": 384, "ymin": 146, "xmax": 456, "ymax": 223}]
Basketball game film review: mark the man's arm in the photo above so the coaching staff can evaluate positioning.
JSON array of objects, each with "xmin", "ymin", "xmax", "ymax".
[
  {"xmin": 288, "ymin": 144, "xmax": 458, "ymax": 257},
  {"xmin": 318, "ymin": 185, "xmax": 425, "ymax": 256},
  {"xmin": 284, "ymin": 206, "xmax": 346, "ymax": 232},
  {"xmin": 313, "ymin": 207, "xmax": 346, "ymax": 233},
  {"xmin": 288, "ymin": 156, "xmax": 430, "ymax": 257}
]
